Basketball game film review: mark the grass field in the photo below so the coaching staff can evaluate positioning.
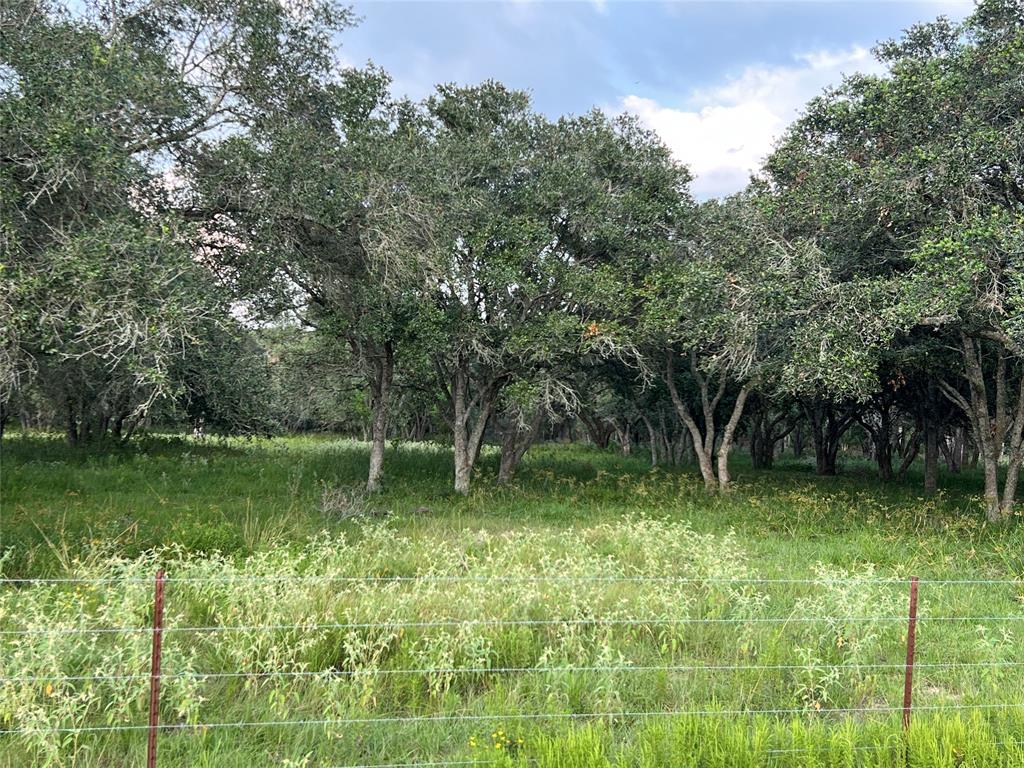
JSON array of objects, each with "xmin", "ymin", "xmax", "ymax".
[{"xmin": 2, "ymin": 434, "xmax": 1024, "ymax": 767}]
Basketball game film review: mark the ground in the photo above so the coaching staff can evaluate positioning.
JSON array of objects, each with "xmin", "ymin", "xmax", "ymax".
[{"xmin": 1, "ymin": 434, "xmax": 1023, "ymax": 767}]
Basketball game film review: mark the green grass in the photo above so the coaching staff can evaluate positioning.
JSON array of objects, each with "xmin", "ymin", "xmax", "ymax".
[
  {"xmin": 2, "ymin": 432, "xmax": 1020, "ymax": 578},
  {"xmin": 1, "ymin": 433, "xmax": 1023, "ymax": 767}
]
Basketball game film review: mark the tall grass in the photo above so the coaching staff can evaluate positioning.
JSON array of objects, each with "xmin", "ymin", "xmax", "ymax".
[{"xmin": 1, "ymin": 433, "xmax": 1023, "ymax": 766}]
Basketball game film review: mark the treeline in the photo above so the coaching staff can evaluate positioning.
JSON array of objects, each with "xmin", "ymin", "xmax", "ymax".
[{"xmin": 2, "ymin": 0, "xmax": 1023, "ymax": 520}]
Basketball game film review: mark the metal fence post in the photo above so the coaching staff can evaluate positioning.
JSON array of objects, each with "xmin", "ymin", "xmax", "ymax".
[
  {"xmin": 902, "ymin": 576, "xmax": 919, "ymax": 731},
  {"xmin": 147, "ymin": 570, "xmax": 167, "ymax": 768}
]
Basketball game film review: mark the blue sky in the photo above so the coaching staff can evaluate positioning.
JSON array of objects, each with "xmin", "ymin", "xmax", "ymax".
[{"xmin": 339, "ymin": 1, "xmax": 972, "ymax": 197}]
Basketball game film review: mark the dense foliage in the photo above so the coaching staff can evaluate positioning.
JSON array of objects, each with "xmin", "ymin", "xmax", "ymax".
[{"xmin": 3, "ymin": 0, "xmax": 1024, "ymax": 519}]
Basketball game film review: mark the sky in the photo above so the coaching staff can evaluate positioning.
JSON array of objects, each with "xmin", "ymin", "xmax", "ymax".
[{"xmin": 339, "ymin": 1, "xmax": 973, "ymax": 198}]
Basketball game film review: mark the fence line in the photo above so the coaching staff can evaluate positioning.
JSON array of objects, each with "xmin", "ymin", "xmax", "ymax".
[
  {"xmin": 3, "ymin": 702, "xmax": 1024, "ymax": 736},
  {"xmin": 3, "ymin": 573, "xmax": 1024, "ymax": 765},
  {"xmin": 1, "ymin": 575, "xmax": 1022, "ymax": 586},
  {"xmin": 6, "ymin": 658, "xmax": 1024, "ymax": 685},
  {"xmin": 9, "ymin": 613, "xmax": 1024, "ymax": 638}
]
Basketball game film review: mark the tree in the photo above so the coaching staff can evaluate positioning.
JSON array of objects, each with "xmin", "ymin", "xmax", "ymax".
[
  {"xmin": 487, "ymin": 108, "xmax": 692, "ymax": 484},
  {"xmin": 747, "ymin": 394, "xmax": 799, "ymax": 470},
  {"xmin": 764, "ymin": 0, "xmax": 1024, "ymax": 519},
  {"xmin": 417, "ymin": 83, "xmax": 554, "ymax": 493},
  {"xmin": 642, "ymin": 197, "xmax": 814, "ymax": 490},
  {"xmin": 1, "ymin": 0, "xmax": 345, "ymax": 440},
  {"xmin": 189, "ymin": 60, "xmax": 435, "ymax": 491},
  {"xmin": 420, "ymin": 89, "xmax": 682, "ymax": 492}
]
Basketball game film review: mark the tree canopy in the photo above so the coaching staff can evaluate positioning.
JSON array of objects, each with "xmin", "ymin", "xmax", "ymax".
[{"xmin": 4, "ymin": 0, "xmax": 1024, "ymax": 517}]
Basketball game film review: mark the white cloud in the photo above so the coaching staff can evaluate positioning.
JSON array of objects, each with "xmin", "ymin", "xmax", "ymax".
[{"xmin": 621, "ymin": 46, "xmax": 884, "ymax": 199}]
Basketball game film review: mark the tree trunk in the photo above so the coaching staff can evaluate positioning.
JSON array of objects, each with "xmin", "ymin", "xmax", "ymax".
[
  {"xmin": 452, "ymin": 365, "xmax": 472, "ymax": 494},
  {"xmin": 749, "ymin": 412, "xmax": 767, "ymax": 469},
  {"xmin": 982, "ymin": 454, "xmax": 1001, "ymax": 522},
  {"xmin": 824, "ymin": 439, "xmax": 840, "ymax": 476},
  {"xmin": 497, "ymin": 408, "xmax": 544, "ymax": 484},
  {"xmin": 940, "ymin": 333, "xmax": 1024, "ymax": 523},
  {"xmin": 579, "ymin": 410, "xmax": 613, "ymax": 449},
  {"xmin": 875, "ymin": 406, "xmax": 893, "ymax": 481},
  {"xmin": 895, "ymin": 423, "xmax": 922, "ymax": 482},
  {"xmin": 716, "ymin": 385, "xmax": 751, "ymax": 490},
  {"xmin": 967, "ymin": 336, "xmax": 1003, "ymax": 522},
  {"xmin": 641, "ymin": 415, "xmax": 659, "ymax": 467},
  {"xmin": 665, "ymin": 351, "xmax": 716, "ymax": 490},
  {"xmin": 613, "ymin": 419, "xmax": 632, "ymax": 455},
  {"xmin": 924, "ymin": 420, "xmax": 938, "ymax": 496},
  {"xmin": 66, "ymin": 398, "xmax": 79, "ymax": 446},
  {"xmin": 1000, "ymin": 374, "xmax": 1024, "ymax": 518},
  {"xmin": 453, "ymin": 364, "xmax": 472, "ymax": 494},
  {"xmin": 366, "ymin": 343, "xmax": 394, "ymax": 493},
  {"xmin": 664, "ymin": 349, "xmax": 750, "ymax": 491},
  {"xmin": 966, "ymin": 439, "xmax": 979, "ymax": 470},
  {"xmin": 941, "ymin": 427, "xmax": 964, "ymax": 473},
  {"xmin": 674, "ymin": 432, "xmax": 691, "ymax": 465},
  {"xmin": 810, "ymin": 427, "xmax": 832, "ymax": 475},
  {"xmin": 750, "ymin": 410, "xmax": 794, "ymax": 470},
  {"xmin": 449, "ymin": 358, "xmax": 500, "ymax": 495},
  {"xmin": 658, "ymin": 412, "xmax": 674, "ymax": 465},
  {"xmin": 803, "ymin": 401, "xmax": 856, "ymax": 476},
  {"xmin": 497, "ymin": 445, "xmax": 516, "ymax": 484}
]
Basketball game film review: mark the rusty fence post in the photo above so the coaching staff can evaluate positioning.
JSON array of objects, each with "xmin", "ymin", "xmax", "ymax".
[
  {"xmin": 902, "ymin": 576, "xmax": 919, "ymax": 731},
  {"xmin": 147, "ymin": 570, "xmax": 167, "ymax": 768}
]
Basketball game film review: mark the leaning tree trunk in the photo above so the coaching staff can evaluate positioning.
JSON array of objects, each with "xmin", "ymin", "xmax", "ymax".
[
  {"xmin": 665, "ymin": 351, "xmax": 716, "ymax": 490},
  {"xmin": 365, "ymin": 343, "xmax": 394, "ymax": 493},
  {"xmin": 579, "ymin": 410, "xmax": 613, "ymax": 449},
  {"xmin": 895, "ymin": 423, "xmax": 922, "ymax": 482}
]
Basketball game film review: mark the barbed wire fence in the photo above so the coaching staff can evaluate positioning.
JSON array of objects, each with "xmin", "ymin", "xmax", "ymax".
[{"xmin": 1, "ymin": 574, "xmax": 1024, "ymax": 767}]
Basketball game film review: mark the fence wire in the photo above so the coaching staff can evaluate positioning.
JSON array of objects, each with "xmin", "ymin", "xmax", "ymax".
[
  {"xmin": 3, "ymin": 702, "xmax": 1024, "ymax": 736},
  {"xmin": 1, "ymin": 573, "xmax": 1023, "ymax": 764},
  {"xmin": 5, "ymin": 658, "xmax": 1024, "ymax": 685},
  {"xmin": 1, "ymin": 575, "xmax": 1022, "ymax": 585}
]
